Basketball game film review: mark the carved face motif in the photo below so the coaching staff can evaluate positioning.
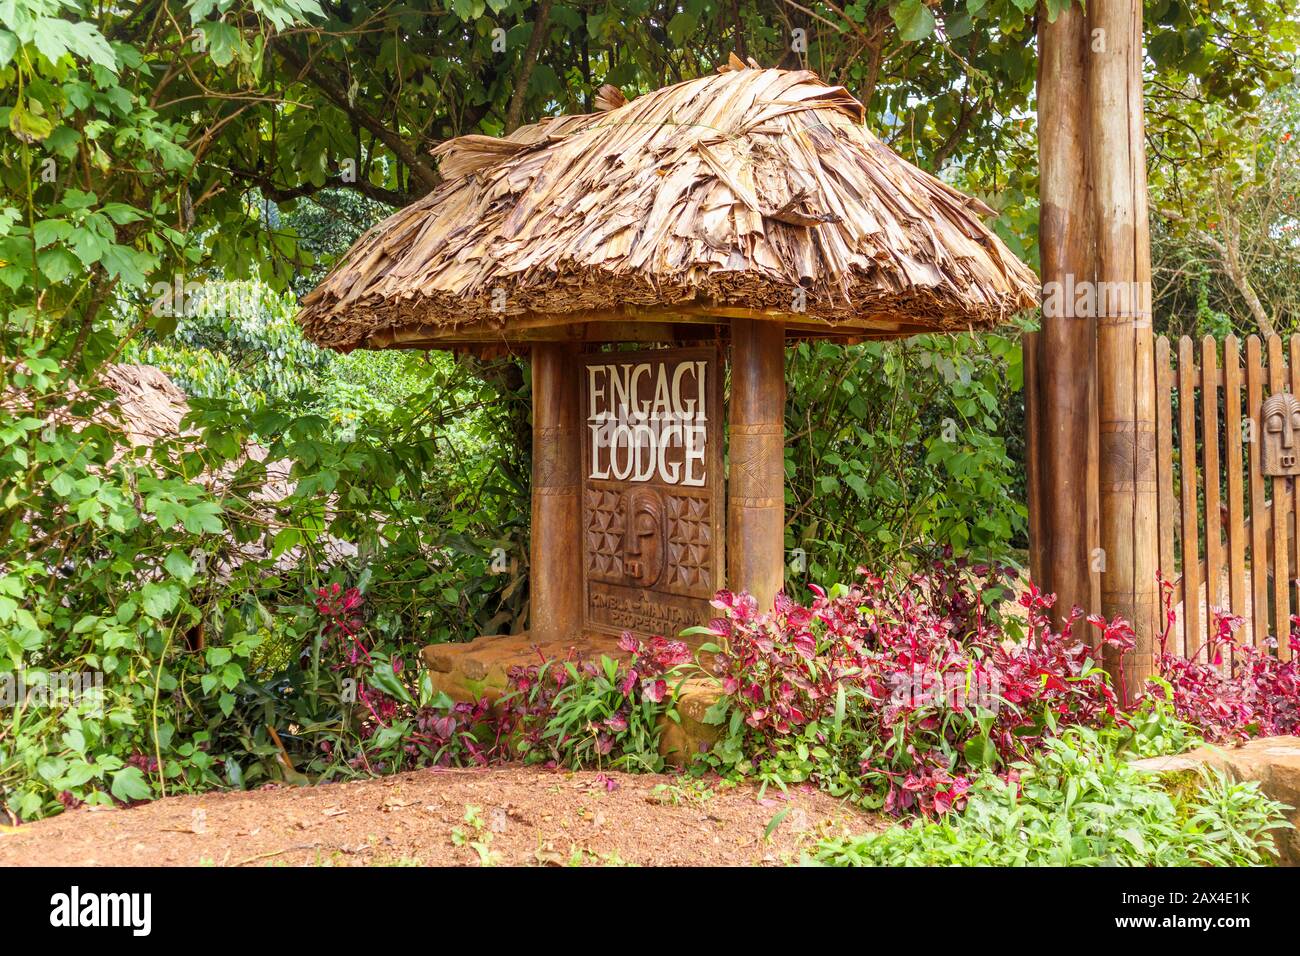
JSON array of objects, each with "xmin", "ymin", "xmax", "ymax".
[
  {"xmin": 1262, "ymin": 393, "xmax": 1300, "ymax": 476},
  {"xmin": 622, "ymin": 488, "xmax": 665, "ymax": 587}
]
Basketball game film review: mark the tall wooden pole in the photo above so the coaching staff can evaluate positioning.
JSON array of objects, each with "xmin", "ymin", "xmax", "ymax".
[
  {"xmin": 728, "ymin": 319, "xmax": 786, "ymax": 612},
  {"xmin": 1034, "ymin": 3, "xmax": 1098, "ymax": 627},
  {"xmin": 1088, "ymin": 0, "xmax": 1158, "ymax": 694},
  {"xmin": 530, "ymin": 342, "xmax": 584, "ymax": 641}
]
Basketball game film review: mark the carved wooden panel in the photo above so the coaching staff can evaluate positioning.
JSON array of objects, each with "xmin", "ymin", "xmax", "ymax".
[
  {"xmin": 1261, "ymin": 391, "xmax": 1300, "ymax": 476},
  {"xmin": 580, "ymin": 347, "xmax": 724, "ymax": 640}
]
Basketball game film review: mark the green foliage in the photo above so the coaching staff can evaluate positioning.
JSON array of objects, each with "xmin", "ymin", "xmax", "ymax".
[
  {"xmin": 514, "ymin": 656, "xmax": 679, "ymax": 774},
  {"xmin": 2, "ymin": 0, "xmax": 1293, "ymax": 830},
  {"xmin": 810, "ymin": 727, "xmax": 1291, "ymax": 866},
  {"xmin": 1118, "ymin": 683, "xmax": 1205, "ymax": 759},
  {"xmin": 126, "ymin": 274, "xmax": 442, "ymax": 438},
  {"xmin": 0, "ymin": 0, "xmax": 532, "ymax": 818},
  {"xmin": 1152, "ymin": 83, "xmax": 1300, "ymax": 339},
  {"xmin": 0, "ymin": 352, "xmax": 530, "ymax": 816},
  {"xmin": 129, "ymin": 281, "xmax": 334, "ymax": 410},
  {"xmin": 784, "ymin": 329, "xmax": 1027, "ymax": 586}
]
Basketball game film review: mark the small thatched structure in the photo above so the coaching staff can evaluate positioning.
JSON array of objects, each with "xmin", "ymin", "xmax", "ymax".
[
  {"xmin": 296, "ymin": 58, "xmax": 1040, "ymax": 651},
  {"xmin": 298, "ymin": 58, "xmax": 1037, "ymax": 352},
  {"xmin": 98, "ymin": 363, "xmax": 191, "ymax": 444},
  {"xmin": 93, "ymin": 365, "xmax": 354, "ymax": 576}
]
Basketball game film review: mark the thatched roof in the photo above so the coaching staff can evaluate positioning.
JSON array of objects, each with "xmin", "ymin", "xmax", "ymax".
[
  {"xmin": 298, "ymin": 57, "xmax": 1038, "ymax": 352},
  {"xmin": 98, "ymin": 363, "xmax": 191, "ymax": 444},
  {"xmin": 95, "ymin": 365, "xmax": 354, "ymax": 575}
]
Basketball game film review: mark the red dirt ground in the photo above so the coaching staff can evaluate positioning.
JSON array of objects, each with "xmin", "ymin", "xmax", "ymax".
[{"xmin": 0, "ymin": 765, "xmax": 881, "ymax": 867}]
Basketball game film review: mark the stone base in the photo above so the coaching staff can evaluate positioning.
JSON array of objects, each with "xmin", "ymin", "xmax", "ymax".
[
  {"xmin": 1131, "ymin": 736, "xmax": 1300, "ymax": 865},
  {"xmin": 419, "ymin": 632, "xmax": 722, "ymax": 766},
  {"xmin": 420, "ymin": 632, "xmax": 616, "ymax": 703}
]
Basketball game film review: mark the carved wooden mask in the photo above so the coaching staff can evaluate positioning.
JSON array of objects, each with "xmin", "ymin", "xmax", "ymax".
[
  {"xmin": 622, "ymin": 487, "xmax": 666, "ymax": 587},
  {"xmin": 1262, "ymin": 392, "xmax": 1300, "ymax": 476}
]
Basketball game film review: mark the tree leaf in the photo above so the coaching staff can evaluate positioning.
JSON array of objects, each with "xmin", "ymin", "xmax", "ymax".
[
  {"xmin": 764, "ymin": 806, "xmax": 791, "ymax": 841},
  {"xmin": 0, "ymin": 30, "xmax": 17, "ymax": 69},
  {"xmin": 8, "ymin": 101, "xmax": 53, "ymax": 143},
  {"xmin": 110, "ymin": 766, "xmax": 152, "ymax": 802},
  {"xmin": 140, "ymin": 581, "xmax": 180, "ymax": 620},
  {"xmin": 890, "ymin": 0, "xmax": 935, "ymax": 42},
  {"xmin": 201, "ymin": 22, "xmax": 241, "ymax": 67},
  {"xmin": 164, "ymin": 548, "xmax": 194, "ymax": 583}
]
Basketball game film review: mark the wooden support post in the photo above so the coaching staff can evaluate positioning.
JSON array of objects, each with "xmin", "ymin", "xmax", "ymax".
[
  {"xmin": 728, "ymin": 319, "xmax": 786, "ymax": 612},
  {"xmin": 1089, "ymin": 0, "xmax": 1159, "ymax": 695},
  {"xmin": 530, "ymin": 342, "xmax": 583, "ymax": 641},
  {"xmin": 1035, "ymin": 5, "xmax": 1098, "ymax": 626}
]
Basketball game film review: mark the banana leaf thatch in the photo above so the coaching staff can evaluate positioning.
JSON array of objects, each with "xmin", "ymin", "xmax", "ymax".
[{"xmin": 298, "ymin": 57, "xmax": 1038, "ymax": 352}]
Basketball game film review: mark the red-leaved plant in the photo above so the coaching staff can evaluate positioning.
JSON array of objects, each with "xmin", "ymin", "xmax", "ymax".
[
  {"xmin": 1144, "ymin": 577, "xmax": 1300, "ymax": 741},
  {"xmin": 705, "ymin": 552, "xmax": 1127, "ymax": 815},
  {"xmin": 313, "ymin": 583, "xmax": 369, "ymax": 664},
  {"xmin": 304, "ymin": 562, "xmax": 1297, "ymax": 812}
]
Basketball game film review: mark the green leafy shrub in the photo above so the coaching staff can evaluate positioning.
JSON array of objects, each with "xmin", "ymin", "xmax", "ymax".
[
  {"xmin": 784, "ymin": 331, "xmax": 1028, "ymax": 588},
  {"xmin": 809, "ymin": 727, "xmax": 1291, "ymax": 866},
  {"xmin": 130, "ymin": 281, "xmax": 333, "ymax": 411},
  {"xmin": 505, "ymin": 637, "xmax": 692, "ymax": 774},
  {"xmin": 0, "ymin": 343, "xmax": 532, "ymax": 818},
  {"xmin": 1119, "ymin": 684, "xmax": 1204, "ymax": 759}
]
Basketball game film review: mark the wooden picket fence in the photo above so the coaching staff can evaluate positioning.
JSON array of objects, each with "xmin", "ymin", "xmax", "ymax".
[{"xmin": 1156, "ymin": 333, "xmax": 1297, "ymax": 660}]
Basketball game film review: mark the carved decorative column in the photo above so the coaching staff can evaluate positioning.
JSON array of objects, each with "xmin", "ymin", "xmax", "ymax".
[
  {"xmin": 727, "ymin": 319, "xmax": 786, "ymax": 611},
  {"xmin": 530, "ymin": 342, "xmax": 583, "ymax": 640}
]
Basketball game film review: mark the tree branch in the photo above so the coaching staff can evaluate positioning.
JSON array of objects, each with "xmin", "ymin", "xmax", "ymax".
[
  {"xmin": 1159, "ymin": 203, "xmax": 1277, "ymax": 338},
  {"xmin": 276, "ymin": 41, "xmax": 441, "ymax": 194},
  {"xmin": 227, "ymin": 165, "xmax": 416, "ymax": 208},
  {"xmin": 932, "ymin": 93, "xmax": 979, "ymax": 168},
  {"xmin": 504, "ymin": 0, "xmax": 554, "ymax": 134}
]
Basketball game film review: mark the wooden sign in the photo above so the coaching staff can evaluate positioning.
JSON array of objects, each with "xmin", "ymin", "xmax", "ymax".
[
  {"xmin": 1261, "ymin": 392, "xmax": 1300, "ymax": 476},
  {"xmin": 580, "ymin": 347, "xmax": 724, "ymax": 640}
]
